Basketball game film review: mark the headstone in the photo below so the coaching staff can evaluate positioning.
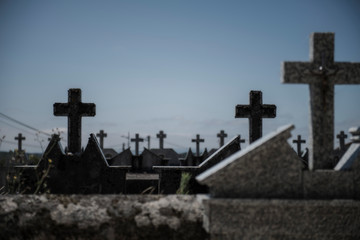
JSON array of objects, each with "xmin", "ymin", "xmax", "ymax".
[
  {"xmin": 336, "ymin": 131, "xmax": 348, "ymax": 152},
  {"xmin": 54, "ymin": 88, "xmax": 96, "ymax": 153},
  {"xmin": 180, "ymin": 148, "xmax": 195, "ymax": 166},
  {"xmin": 293, "ymin": 134, "xmax": 306, "ymax": 157},
  {"xmin": 150, "ymin": 148, "xmax": 180, "ymax": 166},
  {"xmin": 235, "ymin": 90, "xmax": 276, "ymax": 143},
  {"xmin": 15, "ymin": 133, "xmax": 25, "ymax": 152},
  {"xmin": 217, "ymin": 130, "xmax": 227, "ymax": 147},
  {"xmin": 131, "ymin": 133, "xmax": 144, "ymax": 156},
  {"xmin": 192, "ymin": 134, "xmax": 204, "ymax": 157},
  {"xmin": 156, "ymin": 130, "xmax": 167, "ymax": 149},
  {"xmin": 282, "ymin": 32, "xmax": 360, "ymax": 170},
  {"xmin": 96, "ymin": 130, "xmax": 107, "ymax": 149}
]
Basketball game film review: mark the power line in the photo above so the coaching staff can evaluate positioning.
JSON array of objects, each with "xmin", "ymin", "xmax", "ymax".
[{"xmin": 0, "ymin": 112, "xmax": 52, "ymax": 137}]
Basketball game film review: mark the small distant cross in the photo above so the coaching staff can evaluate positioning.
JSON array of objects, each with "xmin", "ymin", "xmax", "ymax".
[
  {"xmin": 293, "ymin": 135, "xmax": 306, "ymax": 157},
  {"xmin": 96, "ymin": 130, "xmax": 107, "ymax": 149},
  {"xmin": 15, "ymin": 133, "xmax": 25, "ymax": 152},
  {"xmin": 54, "ymin": 89, "xmax": 96, "ymax": 153},
  {"xmin": 192, "ymin": 134, "xmax": 204, "ymax": 157},
  {"xmin": 156, "ymin": 130, "xmax": 167, "ymax": 149},
  {"xmin": 336, "ymin": 131, "xmax": 348, "ymax": 151},
  {"xmin": 235, "ymin": 91, "xmax": 276, "ymax": 144},
  {"xmin": 282, "ymin": 33, "xmax": 360, "ymax": 169},
  {"xmin": 217, "ymin": 130, "xmax": 228, "ymax": 147},
  {"xmin": 239, "ymin": 135, "xmax": 246, "ymax": 150},
  {"xmin": 131, "ymin": 133, "xmax": 144, "ymax": 156}
]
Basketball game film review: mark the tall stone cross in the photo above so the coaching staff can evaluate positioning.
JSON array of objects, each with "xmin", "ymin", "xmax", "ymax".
[
  {"xmin": 15, "ymin": 133, "xmax": 25, "ymax": 152},
  {"xmin": 54, "ymin": 89, "xmax": 96, "ymax": 153},
  {"xmin": 239, "ymin": 135, "xmax": 246, "ymax": 150},
  {"xmin": 336, "ymin": 130, "xmax": 348, "ymax": 151},
  {"xmin": 131, "ymin": 133, "xmax": 144, "ymax": 156},
  {"xmin": 235, "ymin": 91, "xmax": 276, "ymax": 144},
  {"xmin": 156, "ymin": 130, "xmax": 167, "ymax": 149},
  {"xmin": 192, "ymin": 134, "xmax": 204, "ymax": 157},
  {"xmin": 293, "ymin": 135, "xmax": 306, "ymax": 157},
  {"xmin": 96, "ymin": 130, "xmax": 107, "ymax": 149},
  {"xmin": 282, "ymin": 32, "xmax": 360, "ymax": 170},
  {"xmin": 217, "ymin": 130, "xmax": 227, "ymax": 147}
]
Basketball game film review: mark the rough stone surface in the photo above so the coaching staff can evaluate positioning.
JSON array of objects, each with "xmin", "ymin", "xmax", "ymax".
[
  {"xmin": 282, "ymin": 32, "xmax": 360, "ymax": 170},
  {"xmin": 204, "ymin": 198, "xmax": 360, "ymax": 240},
  {"xmin": 0, "ymin": 195, "xmax": 208, "ymax": 240}
]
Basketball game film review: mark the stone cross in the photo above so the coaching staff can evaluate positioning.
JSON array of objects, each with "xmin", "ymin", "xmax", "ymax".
[
  {"xmin": 131, "ymin": 133, "xmax": 144, "ymax": 156},
  {"xmin": 217, "ymin": 130, "xmax": 228, "ymax": 147},
  {"xmin": 147, "ymin": 135, "xmax": 151, "ymax": 149},
  {"xmin": 235, "ymin": 91, "xmax": 276, "ymax": 144},
  {"xmin": 54, "ymin": 88, "xmax": 96, "ymax": 153},
  {"xmin": 282, "ymin": 32, "xmax": 360, "ymax": 170},
  {"xmin": 192, "ymin": 134, "xmax": 204, "ymax": 157},
  {"xmin": 293, "ymin": 135, "xmax": 306, "ymax": 157},
  {"xmin": 15, "ymin": 133, "xmax": 25, "ymax": 152},
  {"xmin": 156, "ymin": 130, "xmax": 167, "ymax": 149},
  {"xmin": 239, "ymin": 135, "xmax": 246, "ymax": 150},
  {"xmin": 96, "ymin": 130, "xmax": 107, "ymax": 149},
  {"xmin": 336, "ymin": 130, "xmax": 348, "ymax": 151}
]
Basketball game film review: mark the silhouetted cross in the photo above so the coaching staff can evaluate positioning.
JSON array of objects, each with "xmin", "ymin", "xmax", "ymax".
[
  {"xmin": 293, "ymin": 135, "xmax": 306, "ymax": 157},
  {"xmin": 96, "ymin": 130, "xmax": 107, "ymax": 149},
  {"xmin": 336, "ymin": 131, "xmax": 348, "ymax": 151},
  {"xmin": 235, "ymin": 91, "xmax": 276, "ymax": 144},
  {"xmin": 54, "ymin": 89, "xmax": 96, "ymax": 153},
  {"xmin": 15, "ymin": 133, "xmax": 25, "ymax": 151},
  {"xmin": 192, "ymin": 134, "xmax": 204, "ymax": 157},
  {"xmin": 239, "ymin": 135, "xmax": 245, "ymax": 150},
  {"xmin": 131, "ymin": 133, "xmax": 144, "ymax": 156},
  {"xmin": 217, "ymin": 130, "xmax": 228, "ymax": 147},
  {"xmin": 156, "ymin": 130, "xmax": 167, "ymax": 149}
]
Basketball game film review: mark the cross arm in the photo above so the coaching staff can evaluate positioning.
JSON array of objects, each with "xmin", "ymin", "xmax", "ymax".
[
  {"xmin": 282, "ymin": 61, "xmax": 315, "ymax": 84},
  {"xmin": 261, "ymin": 105, "xmax": 276, "ymax": 118},
  {"xmin": 333, "ymin": 62, "xmax": 360, "ymax": 84},
  {"xmin": 79, "ymin": 103, "xmax": 96, "ymax": 116},
  {"xmin": 53, "ymin": 103, "xmax": 70, "ymax": 116},
  {"xmin": 235, "ymin": 105, "xmax": 251, "ymax": 117}
]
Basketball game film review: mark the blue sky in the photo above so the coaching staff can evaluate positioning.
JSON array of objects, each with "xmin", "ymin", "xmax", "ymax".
[{"xmin": 0, "ymin": 0, "xmax": 359, "ymax": 154}]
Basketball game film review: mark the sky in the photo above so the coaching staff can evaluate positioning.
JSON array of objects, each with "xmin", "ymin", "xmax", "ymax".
[{"xmin": 0, "ymin": 0, "xmax": 359, "ymax": 154}]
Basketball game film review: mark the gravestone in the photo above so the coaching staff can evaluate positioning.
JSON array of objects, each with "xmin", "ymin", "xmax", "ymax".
[
  {"xmin": 96, "ymin": 130, "xmax": 107, "ymax": 149},
  {"xmin": 54, "ymin": 88, "xmax": 96, "ymax": 153},
  {"xmin": 336, "ymin": 130, "xmax": 348, "ymax": 152},
  {"xmin": 293, "ymin": 134, "xmax": 306, "ymax": 157},
  {"xmin": 154, "ymin": 135, "xmax": 241, "ymax": 194},
  {"xmin": 282, "ymin": 32, "xmax": 360, "ymax": 170},
  {"xmin": 15, "ymin": 133, "xmax": 25, "ymax": 151},
  {"xmin": 179, "ymin": 148, "xmax": 195, "ymax": 166},
  {"xmin": 192, "ymin": 134, "xmax": 204, "ymax": 157},
  {"xmin": 156, "ymin": 130, "xmax": 166, "ymax": 149},
  {"xmin": 150, "ymin": 148, "xmax": 180, "ymax": 166},
  {"xmin": 217, "ymin": 130, "xmax": 227, "ymax": 147},
  {"xmin": 131, "ymin": 133, "xmax": 144, "ymax": 156},
  {"xmin": 235, "ymin": 90, "xmax": 276, "ymax": 143}
]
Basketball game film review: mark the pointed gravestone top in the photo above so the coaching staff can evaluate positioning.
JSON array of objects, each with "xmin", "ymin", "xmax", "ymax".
[
  {"xmin": 282, "ymin": 32, "xmax": 360, "ymax": 170},
  {"xmin": 235, "ymin": 91, "xmax": 276, "ymax": 144},
  {"xmin": 156, "ymin": 130, "xmax": 167, "ymax": 149},
  {"xmin": 54, "ymin": 89, "xmax": 96, "ymax": 153},
  {"xmin": 15, "ymin": 133, "xmax": 26, "ymax": 152},
  {"xmin": 197, "ymin": 125, "xmax": 303, "ymax": 198}
]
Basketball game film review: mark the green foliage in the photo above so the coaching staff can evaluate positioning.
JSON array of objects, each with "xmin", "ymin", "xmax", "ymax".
[{"xmin": 176, "ymin": 172, "xmax": 191, "ymax": 194}]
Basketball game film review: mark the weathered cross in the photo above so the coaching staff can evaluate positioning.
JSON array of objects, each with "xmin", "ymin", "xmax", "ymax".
[
  {"xmin": 131, "ymin": 133, "xmax": 144, "ymax": 156},
  {"xmin": 54, "ymin": 88, "xmax": 96, "ymax": 153},
  {"xmin": 336, "ymin": 130, "xmax": 348, "ymax": 151},
  {"xmin": 15, "ymin": 133, "xmax": 25, "ymax": 152},
  {"xmin": 293, "ymin": 135, "xmax": 306, "ymax": 157},
  {"xmin": 156, "ymin": 130, "xmax": 167, "ymax": 149},
  {"xmin": 96, "ymin": 130, "xmax": 107, "ymax": 149},
  {"xmin": 217, "ymin": 130, "xmax": 228, "ymax": 147},
  {"xmin": 235, "ymin": 91, "xmax": 276, "ymax": 144},
  {"xmin": 192, "ymin": 134, "xmax": 204, "ymax": 157},
  {"xmin": 282, "ymin": 32, "xmax": 360, "ymax": 170},
  {"xmin": 239, "ymin": 135, "xmax": 246, "ymax": 150}
]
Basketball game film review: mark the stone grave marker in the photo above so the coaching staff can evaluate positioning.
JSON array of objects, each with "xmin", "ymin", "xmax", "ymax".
[
  {"xmin": 15, "ymin": 133, "xmax": 25, "ymax": 152},
  {"xmin": 131, "ymin": 133, "xmax": 144, "ymax": 156},
  {"xmin": 54, "ymin": 88, "xmax": 96, "ymax": 153},
  {"xmin": 217, "ymin": 130, "xmax": 227, "ymax": 147},
  {"xmin": 336, "ymin": 130, "xmax": 348, "ymax": 152},
  {"xmin": 235, "ymin": 90, "xmax": 276, "ymax": 143},
  {"xmin": 293, "ymin": 134, "xmax": 306, "ymax": 157},
  {"xmin": 96, "ymin": 130, "xmax": 107, "ymax": 149},
  {"xmin": 282, "ymin": 32, "xmax": 360, "ymax": 170},
  {"xmin": 156, "ymin": 130, "xmax": 166, "ymax": 149},
  {"xmin": 192, "ymin": 134, "xmax": 204, "ymax": 157}
]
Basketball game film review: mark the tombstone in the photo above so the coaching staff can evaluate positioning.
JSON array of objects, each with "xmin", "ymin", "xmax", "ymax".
[
  {"xmin": 282, "ymin": 32, "xmax": 360, "ymax": 170},
  {"xmin": 150, "ymin": 148, "xmax": 180, "ymax": 166},
  {"xmin": 96, "ymin": 130, "xmax": 107, "ymax": 149},
  {"xmin": 54, "ymin": 88, "xmax": 96, "ymax": 153},
  {"xmin": 217, "ymin": 130, "xmax": 227, "ymax": 147},
  {"xmin": 235, "ymin": 90, "xmax": 276, "ymax": 143},
  {"xmin": 154, "ymin": 135, "xmax": 241, "ymax": 194},
  {"xmin": 110, "ymin": 148, "xmax": 133, "ymax": 167},
  {"xmin": 156, "ymin": 130, "xmax": 167, "ymax": 149},
  {"xmin": 192, "ymin": 134, "xmax": 204, "ymax": 157},
  {"xmin": 15, "ymin": 133, "xmax": 25, "ymax": 152},
  {"xmin": 131, "ymin": 133, "xmax": 144, "ymax": 156},
  {"xmin": 336, "ymin": 130, "xmax": 348, "ymax": 152},
  {"xmin": 293, "ymin": 134, "xmax": 306, "ymax": 157},
  {"xmin": 102, "ymin": 148, "xmax": 118, "ymax": 160},
  {"xmin": 179, "ymin": 148, "xmax": 195, "ymax": 166}
]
